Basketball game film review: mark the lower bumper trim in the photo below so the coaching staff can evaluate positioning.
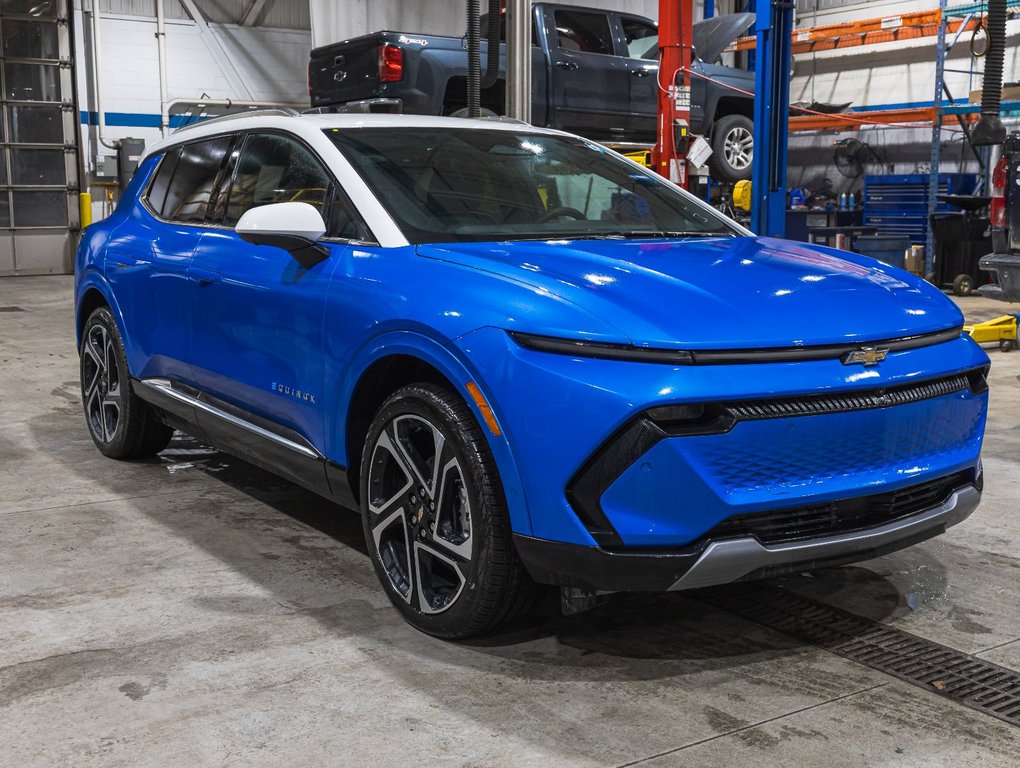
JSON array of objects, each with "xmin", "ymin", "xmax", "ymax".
[{"xmin": 514, "ymin": 485, "xmax": 981, "ymax": 593}]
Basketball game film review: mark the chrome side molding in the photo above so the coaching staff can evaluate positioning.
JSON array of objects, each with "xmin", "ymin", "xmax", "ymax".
[{"xmin": 136, "ymin": 378, "xmax": 321, "ymax": 460}]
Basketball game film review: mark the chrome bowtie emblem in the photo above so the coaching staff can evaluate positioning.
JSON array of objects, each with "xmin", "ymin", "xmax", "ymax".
[{"xmin": 842, "ymin": 347, "xmax": 889, "ymax": 366}]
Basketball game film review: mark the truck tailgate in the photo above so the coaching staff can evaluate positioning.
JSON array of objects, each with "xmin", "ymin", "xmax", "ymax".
[{"xmin": 309, "ymin": 34, "xmax": 383, "ymax": 107}]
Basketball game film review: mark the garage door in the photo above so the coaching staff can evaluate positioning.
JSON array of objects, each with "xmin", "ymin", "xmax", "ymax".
[{"xmin": 0, "ymin": 0, "xmax": 80, "ymax": 276}]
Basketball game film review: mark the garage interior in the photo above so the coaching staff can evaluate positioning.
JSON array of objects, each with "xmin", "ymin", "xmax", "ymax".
[{"xmin": 2, "ymin": 0, "xmax": 1020, "ymax": 765}]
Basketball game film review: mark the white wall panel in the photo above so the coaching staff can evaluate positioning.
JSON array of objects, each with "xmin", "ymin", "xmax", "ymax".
[{"xmin": 75, "ymin": 4, "xmax": 312, "ymax": 205}]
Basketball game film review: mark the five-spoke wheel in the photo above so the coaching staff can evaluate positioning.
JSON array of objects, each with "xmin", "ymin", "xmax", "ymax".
[
  {"xmin": 360, "ymin": 383, "xmax": 535, "ymax": 637},
  {"xmin": 81, "ymin": 321, "xmax": 122, "ymax": 445},
  {"xmin": 79, "ymin": 307, "xmax": 173, "ymax": 459}
]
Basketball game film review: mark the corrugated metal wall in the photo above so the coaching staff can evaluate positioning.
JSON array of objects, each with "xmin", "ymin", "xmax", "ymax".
[{"xmin": 94, "ymin": 0, "xmax": 310, "ymax": 30}]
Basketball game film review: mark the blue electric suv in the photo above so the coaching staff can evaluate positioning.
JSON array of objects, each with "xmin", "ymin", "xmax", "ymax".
[{"xmin": 75, "ymin": 111, "xmax": 989, "ymax": 637}]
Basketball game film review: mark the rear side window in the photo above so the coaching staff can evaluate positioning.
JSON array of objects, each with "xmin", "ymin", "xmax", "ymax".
[
  {"xmin": 555, "ymin": 10, "xmax": 613, "ymax": 55},
  {"xmin": 162, "ymin": 136, "xmax": 232, "ymax": 224},
  {"xmin": 621, "ymin": 18, "xmax": 658, "ymax": 60},
  {"xmin": 224, "ymin": 133, "xmax": 332, "ymax": 226},
  {"xmin": 146, "ymin": 148, "xmax": 180, "ymax": 216}
]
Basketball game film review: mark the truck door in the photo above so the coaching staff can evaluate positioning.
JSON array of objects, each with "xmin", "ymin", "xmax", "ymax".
[
  {"xmin": 616, "ymin": 14, "xmax": 659, "ymax": 144},
  {"xmin": 546, "ymin": 7, "xmax": 631, "ymax": 141}
]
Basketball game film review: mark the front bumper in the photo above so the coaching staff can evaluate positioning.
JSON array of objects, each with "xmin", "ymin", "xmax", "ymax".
[{"xmin": 514, "ymin": 482, "xmax": 981, "ymax": 592}]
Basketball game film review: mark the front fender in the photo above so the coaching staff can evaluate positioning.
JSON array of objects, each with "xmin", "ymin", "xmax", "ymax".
[{"xmin": 327, "ymin": 328, "xmax": 534, "ymax": 537}]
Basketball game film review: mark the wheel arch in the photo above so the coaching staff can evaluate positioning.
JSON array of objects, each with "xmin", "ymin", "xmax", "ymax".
[
  {"xmin": 333, "ymin": 331, "xmax": 533, "ymax": 537},
  {"xmin": 75, "ymin": 275, "xmax": 128, "ymax": 352}
]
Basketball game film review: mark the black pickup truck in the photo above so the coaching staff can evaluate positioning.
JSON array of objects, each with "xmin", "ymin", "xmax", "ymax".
[
  {"xmin": 980, "ymin": 131, "xmax": 1020, "ymax": 302},
  {"xmin": 309, "ymin": 3, "xmax": 756, "ymax": 182}
]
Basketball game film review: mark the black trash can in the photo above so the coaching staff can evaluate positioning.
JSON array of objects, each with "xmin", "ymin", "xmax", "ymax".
[{"xmin": 930, "ymin": 211, "xmax": 991, "ymax": 295}]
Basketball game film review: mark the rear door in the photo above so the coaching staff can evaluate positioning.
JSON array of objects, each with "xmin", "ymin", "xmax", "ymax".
[
  {"xmin": 187, "ymin": 131, "xmax": 362, "ymax": 460},
  {"xmin": 616, "ymin": 14, "xmax": 658, "ymax": 143},
  {"xmin": 546, "ymin": 7, "xmax": 631, "ymax": 140},
  {"xmin": 106, "ymin": 135, "xmax": 232, "ymax": 383}
]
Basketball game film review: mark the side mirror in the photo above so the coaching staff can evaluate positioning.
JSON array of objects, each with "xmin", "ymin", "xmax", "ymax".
[{"xmin": 235, "ymin": 202, "xmax": 329, "ymax": 268}]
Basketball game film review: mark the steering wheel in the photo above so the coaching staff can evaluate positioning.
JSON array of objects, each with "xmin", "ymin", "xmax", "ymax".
[{"xmin": 538, "ymin": 206, "xmax": 587, "ymax": 223}]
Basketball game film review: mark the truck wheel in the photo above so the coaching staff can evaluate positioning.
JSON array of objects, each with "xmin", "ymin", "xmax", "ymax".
[
  {"xmin": 709, "ymin": 114, "xmax": 754, "ymax": 184},
  {"xmin": 953, "ymin": 273, "xmax": 974, "ymax": 296}
]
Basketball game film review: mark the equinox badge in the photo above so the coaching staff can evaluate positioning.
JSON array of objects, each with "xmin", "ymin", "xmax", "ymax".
[{"xmin": 841, "ymin": 347, "xmax": 889, "ymax": 366}]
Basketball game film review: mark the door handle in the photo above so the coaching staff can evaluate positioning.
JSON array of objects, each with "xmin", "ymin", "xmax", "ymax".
[
  {"xmin": 631, "ymin": 69, "xmax": 651, "ymax": 77},
  {"xmin": 191, "ymin": 267, "xmax": 222, "ymax": 286},
  {"xmin": 554, "ymin": 60, "xmax": 578, "ymax": 70}
]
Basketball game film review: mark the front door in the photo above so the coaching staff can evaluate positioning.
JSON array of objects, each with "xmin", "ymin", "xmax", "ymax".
[
  {"xmin": 547, "ymin": 7, "xmax": 631, "ymax": 141},
  {"xmin": 187, "ymin": 131, "xmax": 353, "ymax": 457}
]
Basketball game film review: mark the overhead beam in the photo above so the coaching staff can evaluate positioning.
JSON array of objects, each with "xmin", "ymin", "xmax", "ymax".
[
  {"xmin": 241, "ymin": 0, "xmax": 272, "ymax": 27},
  {"xmin": 179, "ymin": 0, "xmax": 255, "ymax": 100}
]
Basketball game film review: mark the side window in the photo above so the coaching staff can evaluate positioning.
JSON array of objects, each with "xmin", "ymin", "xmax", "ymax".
[
  {"xmin": 225, "ymin": 133, "xmax": 332, "ymax": 226},
  {"xmin": 162, "ymin": 136, "xmax": 231, "ymax": 224},
  {"xmin": 145, "ymin": 147, "xmax": 180, "ymax": 216},
  {"xmin": 554, "ymin": 10, "xmax": 613, "ymax": 55},
  {"xmin": 621, "ymin": 18, "xmax": 658, "ymax": 60}
]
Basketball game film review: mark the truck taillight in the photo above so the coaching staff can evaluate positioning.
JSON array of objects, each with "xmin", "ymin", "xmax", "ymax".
[
  {"xmin": 379, "ymin": 44, "xmax": 404, "ymax": 83},
  {"xmin": 307, "ymin": 62, "xmax": 312, "ymax": 96},
  {"xmin": 990, "ymin": 154, "xmax": 1008, "ymax": 228}
]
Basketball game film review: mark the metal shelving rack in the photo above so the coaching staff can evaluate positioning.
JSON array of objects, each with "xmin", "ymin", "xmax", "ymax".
[{"xmin": 926, "ymin": 0, "xmax": 1020, "ymax": 269}]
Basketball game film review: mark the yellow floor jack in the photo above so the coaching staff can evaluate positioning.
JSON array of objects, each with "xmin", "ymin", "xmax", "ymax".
[{"xmin": 964, "ymin": 314, "xmax": 1020, "ymax": 352}]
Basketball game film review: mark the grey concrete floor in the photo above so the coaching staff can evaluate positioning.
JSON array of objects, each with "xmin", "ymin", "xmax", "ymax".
[{"xmin": 1, "ymin": 276, "xmax": 1018, "ymax": 767}]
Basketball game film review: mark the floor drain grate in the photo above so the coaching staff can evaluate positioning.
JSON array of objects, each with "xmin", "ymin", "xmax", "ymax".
[
  {"xmin": 702, "ymin": 582, "xmax": 1020, "ymax": 727},
  {"xmin": 0, "ymin": 306, "xmax": 25, "ymax": 312}
]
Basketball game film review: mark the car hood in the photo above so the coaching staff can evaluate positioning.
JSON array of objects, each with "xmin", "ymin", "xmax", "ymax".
[
  {"xmin": 693, "ymin": 12, "xmax": 755, "ymax": 63},
  {"xmin": 418, "ymin": 236, "xmax": 964, "ymax": 350}
]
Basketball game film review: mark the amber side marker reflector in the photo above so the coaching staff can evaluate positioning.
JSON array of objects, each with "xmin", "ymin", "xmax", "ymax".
[{"xmin": 465, "ymin": 381, "xmax": 502, "ymax": 436}]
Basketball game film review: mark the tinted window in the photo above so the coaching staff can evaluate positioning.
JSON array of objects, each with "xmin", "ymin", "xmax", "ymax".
[
  {"xmin": 555, "ymin": 10, "xmax": 613, "ymax": 55},
  {"xmin": 146, "ymin": 148, "xmax": 180, "ymax": 216},
  {"xmin": 225, "ymin": 133, "xmax": 332, "ymax": 226},
  {"xmin": 163, "ymin": 137, "xmax": 231, "ymax": 223},
  {"xmin": 328, "ymin": 127, "xmax": 736, "ymax": 244},
  {"xmin": 621, "ymin": 18, "xmax": 658, "ymax": 60}
]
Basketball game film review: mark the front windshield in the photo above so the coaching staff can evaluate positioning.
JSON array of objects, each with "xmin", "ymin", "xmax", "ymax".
[{"xmin": 325, "ymin": 127, "xmax": 739, "ymax": 244}]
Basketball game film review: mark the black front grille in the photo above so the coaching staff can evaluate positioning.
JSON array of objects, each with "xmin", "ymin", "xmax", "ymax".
[
  {"xmin": 723, "ymin": 372, "xmax": 975, "ymax": 422},
  {"xmin": 708, "ymin": 471, "xmax": 972, "ymax": 545}
]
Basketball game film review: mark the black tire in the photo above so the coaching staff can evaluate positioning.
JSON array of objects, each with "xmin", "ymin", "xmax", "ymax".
[
  {"xmin": 708, "ymin": 114, "xmax": 754, "ymax": 183},
  {"xmin": 1000, "ymin": 338, "xmax": 1017, "ymax": 353},
  {"xmin": 953, "ymin": 273, "xmax": 974, "ymax": 296},
  {"xmin": 80, "ymin": 306, "xmax": 173, "ymax": 459},
  {"xmin": 360, "ymin": 383, "xmax": 535, "ymax": 638}
]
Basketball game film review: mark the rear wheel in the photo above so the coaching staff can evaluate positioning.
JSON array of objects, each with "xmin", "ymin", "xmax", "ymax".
[
  {"xmin": 953, "ymin": 273, "xmax": 974, "ymax": 296},
  {"xmin": 80, "ymin": 307, "xmax": 173, "ymax": 459},
  {"xmin": 709, "ymin": 114, "xmax": 754, "ymax": 183},
  {"xmin": 360, "ymin": 383, "xmax": 534, "ymax": 638}
]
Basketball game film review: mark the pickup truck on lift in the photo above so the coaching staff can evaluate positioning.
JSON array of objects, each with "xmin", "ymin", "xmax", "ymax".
[{"xmin": 308, "ymin": 3, "xmax": 756, "ymax": 182}]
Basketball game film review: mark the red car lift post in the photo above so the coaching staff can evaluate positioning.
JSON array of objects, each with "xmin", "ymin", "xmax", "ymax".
[{"xmin": 651, "ymin": 0, "xmax": 694, "ymax": 188}]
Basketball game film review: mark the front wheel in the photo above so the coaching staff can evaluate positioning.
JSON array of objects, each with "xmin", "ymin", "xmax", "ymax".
[
  {"xmin": 708, "ymin": 114, "xmax": 754, "ymax": 183},
  {"xmin": 360, "ymin": 384, "xmax": 535, "ymax": 638}
]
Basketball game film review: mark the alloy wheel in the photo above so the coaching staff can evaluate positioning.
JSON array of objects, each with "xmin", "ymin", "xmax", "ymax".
[
  {"xmin": 81, "ymin": 323, "xmax": 121, "ymax": 444},
  {"xmin": 367, "ymin": 414, "xmax": 473, "ymax": 614},
  {"xmin": 724, "ymin": 126, "xmax": 754, "ymax": 171}
]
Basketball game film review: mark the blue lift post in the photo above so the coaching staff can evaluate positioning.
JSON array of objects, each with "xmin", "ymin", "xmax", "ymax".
[{"xmin": 750, "ymin": 0, "xmax": 795, "ymax": 237}]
